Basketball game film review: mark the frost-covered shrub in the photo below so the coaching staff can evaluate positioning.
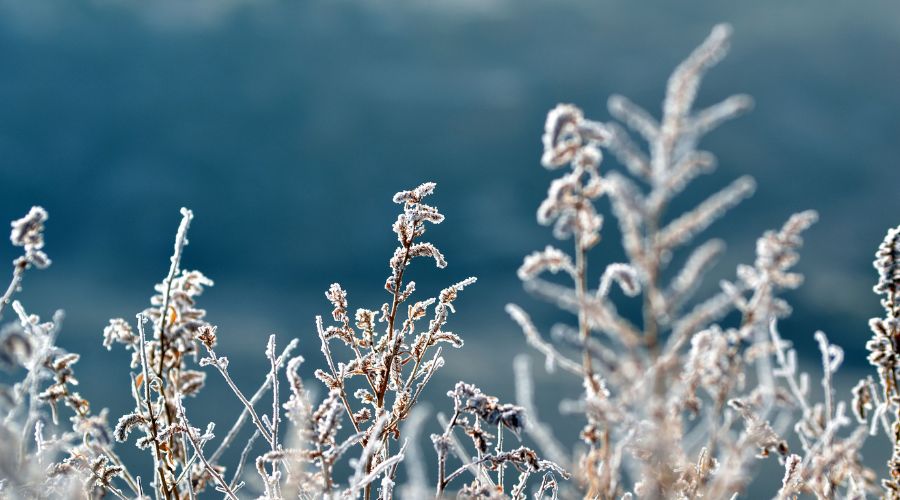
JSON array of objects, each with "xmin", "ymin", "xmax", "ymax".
[{"xmin": 507, "ymin": 24, "xmax": 883, "ymax": 499}]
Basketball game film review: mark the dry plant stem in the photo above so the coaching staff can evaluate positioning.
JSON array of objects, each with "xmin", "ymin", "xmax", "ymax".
[
  {"xmin": 69, "ymin": 393, "xmax": 141, "ymax": 496},
  {"xmin": 209, "ymin": 339, "xmax": 297, "ymax": 464},
  {"xmin": 435, "ymin": 409, "xmax": 461, "ymax": 498},
  {"xmin": 644, "ymin": 218, "xmax": 661, "ymax": 357},
  {"xmin": 154, "ymin": 209, "xmax": 192, "ymax": 500},
  {"xmin": 318, "ymin": 437, "xmax": 334, "ymax": 494},
  {"xmin": 179, "ymin": 414, "xmax": 239, "ymax": 500},
  {"xmin": 179, "ymin": 434, "xmax": 195, "ymax": 500},
  {"xmin": 866, "ymin": 376, "xmax": 893, "ymax": 439},
  {"xmin": 90, "ymin": 471, "xmax": 129, "ymax": 500},
  {"xmin": 265, "ymin": 337, "xmax": 282, "ymax": 493},
  {"xmin": 407, "ymin": 347, "xmax": 443, "ymax": 410},
  {"xmin": 351, "ymin": 343, "xmax": 378, "ymax": 394},
  {"xmin": 316, "ymin": 317, "xmax": 363, "ymax": 435},
  {"xmin": 403, "ymin": 337, "xmax": 441, "ymax": 394},
  {"xmin": 9, "ymin": 302, "xmax": 54, "ymax": 457},
  {"xmin": 203, "ymin": 348, "xmax": 274, "ymax": 446},
  {"xmin": 644, "ymin": 215, "xmax": 668, "ymax": 413},
  {"xmin": 0, "ymin": 260, "xmax": 26, "ymax": 319},
  {"xmin": 439, "ymin": 414, "xmax": 502, "ymax": 494},
  {"xmin": 43, "ymin": 359, "xmax": 141, "ymax": 498},
  {"xmin": 137, "ymin": 315, "xmax": 173, "ymax": 500},
  {"xmin": 574, "ymin": 233, "xmax": 600, "ymax": 395},
  {"xmin": 106, "ymin": 449, "xmax": 141, "ymax": 495},
  {"xmin": 887, "ymin": 289, "xmax": 899, "ymax": 401},
  {"xmin": 513, "ymin": 356, "xmax": 570, "ymax": 469},
  {"xmin": 378, "ymin": 238, "xmax": 414, "ymax": 408},
  {"xmin": 209, "ymin": 378, "xmax": 270, "ymax": 463},
  {"xmin": 505, "ymin": 304, "xmax": 584, "ymax": 377},
  {"xmin": 770, "ymin": 321, "xmax": 812, "ymax": 417},
  {"xmin": 269, "ymin": 344, "xmax": 279, "ymax": 450},
  {"xmin": 350, "ymin": 444, "xmax": 407, "ymax": 497},
  {"xmin": 228, "ymin": 429, "xmax": 259, "ymax": 490},
  {"xmin": 496, "ymin": 424, "xmax": 505, "ymax": 491},
  {"xmin": 172, "ymin": 453, "xmax": 199, "ymax": 492},
  {"xmin": 365, "ymin": 238, "xmax": 413, "ymax": 500},
  {"xmin": 444, "ymin": 452, "xmax": 514, "ymax": 487},
  {"xmin": 882, "ymin": 287, "xmax": 900, "ymax": 489}
]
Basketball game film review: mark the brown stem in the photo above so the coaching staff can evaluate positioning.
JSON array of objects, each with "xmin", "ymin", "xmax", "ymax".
[
  {"xmin": 574, "ymin": 234, "xmax": 601, "ymax": 395},
  {"xmin": 137, "ymin": 317, "xmax": 173, "ymax": 500},
  {"xmin": 367, "ymin": 237, "xmax": 415, "ymax": 500},
  {"xmin": 644, "ymin": 212, "xmax": 662, "ymax": 357},
  {"xmin": 435, "ymin": 409, "xmax": 461, "ymax": 498},
  {"xmin": 351, "ymin": 344, "xmax": 379, "ymax": 394},
  {"xmin": 152, "ymin": 212, "xmax": 192, "ymax": 498},
  {"xmin": 377, "ymin": 238, "xmax": 414, "ymax": 407}
]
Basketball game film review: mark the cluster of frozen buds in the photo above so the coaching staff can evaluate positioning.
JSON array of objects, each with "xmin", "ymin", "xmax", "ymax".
[
  {"xmin": 10, "ymin": 206, "xmax": 50, "ymax": 269},
  {"xmin": 447, "ymin": 382, "xmax": 526, "ymax": 438},
  {"xmin": 538, "ymin": 104, "xmax": 610, "ymax": 249},
  {"xmin": 433, "ymin": 381, "xmax": 567, "ymax": 498}
]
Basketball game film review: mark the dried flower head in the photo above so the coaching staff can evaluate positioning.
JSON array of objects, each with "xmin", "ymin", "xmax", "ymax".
[
  {"xmin": 448, "ymin": 382, "xmax": 526, "ymax": 436},
  {"xmin": 102, "ymin": 318, "xmax": 136, "ymax": 351},
  {"xmin": 9, "ymin": 206, "xmax": 50, "ymax": 269},
  {"xmin": 10, "ymin": 206, "xmax": 47, "ymax": 251},
  {"xmin": 541, "ymin": 104, "xmax": 610, "ymax": 169}
]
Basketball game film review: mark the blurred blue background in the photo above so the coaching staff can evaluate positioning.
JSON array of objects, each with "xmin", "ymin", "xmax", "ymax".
[{"xmin": 1, "ymin": 0, "xmax": 899, "ymax": 492}]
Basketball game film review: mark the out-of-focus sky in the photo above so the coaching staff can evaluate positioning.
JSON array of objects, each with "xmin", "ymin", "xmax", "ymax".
[{"xmin": 1, "ymin": 0, "xmax": 898, "ymax": 486}]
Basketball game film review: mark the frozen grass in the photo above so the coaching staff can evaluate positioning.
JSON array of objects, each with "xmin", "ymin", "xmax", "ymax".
[{"xmin": 0, "ymin": 23, "xmax": 897, "ymax": 500}]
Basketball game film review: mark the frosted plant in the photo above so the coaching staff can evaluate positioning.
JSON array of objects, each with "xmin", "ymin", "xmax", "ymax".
[
  {"xmin": 430, "ymin": 382, "xmax": 568, "ymax": 499},
  {"xmin": 95, "ymin": 184, "xmax": 498, "ymax": 500},
  {"xmin": 312, "ymin": 182, "xmax": 479, "ymax": 499},
  {"xmin": 1, "ymin": 207, "xmax": 50, "ymax": 317},
  {"xmin": 771, "ymin": 326, "xmax": 874, "ymax": 499},
  {"xmin": 864, "ymin": 224, "xmax": 900, "ymax": 498},
  {"xmin": 104, "ymin": 208, "xmax": 230, "ymax": 498},
  {"xmin": 0, "ymin": 188, "xmax": 561, "ymax": 500},
  {"xmin": 0, "ymin": 202, "xmax": 434, "ymax": 500},
  {"xmin": 99, "ymin": 186, "xmax": 480, "ymax": 500},
  {"xmin": 508, "ymin": 24, "xmax": 875, "ymax": 498},
  {"xmin": 0, "ymin": 208, "xmax": 132, "ymax": 499}
]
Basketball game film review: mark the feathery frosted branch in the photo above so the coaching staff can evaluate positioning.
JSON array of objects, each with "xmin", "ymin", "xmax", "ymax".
[{"xmin": 658, "ymin": 176, "xmax": 755, "ymax": 251}]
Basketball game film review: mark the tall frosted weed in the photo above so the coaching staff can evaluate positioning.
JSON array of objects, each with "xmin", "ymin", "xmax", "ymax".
[{"xmin": 507, "ymin": 23, "xmax": 882, "ymax": 499}]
